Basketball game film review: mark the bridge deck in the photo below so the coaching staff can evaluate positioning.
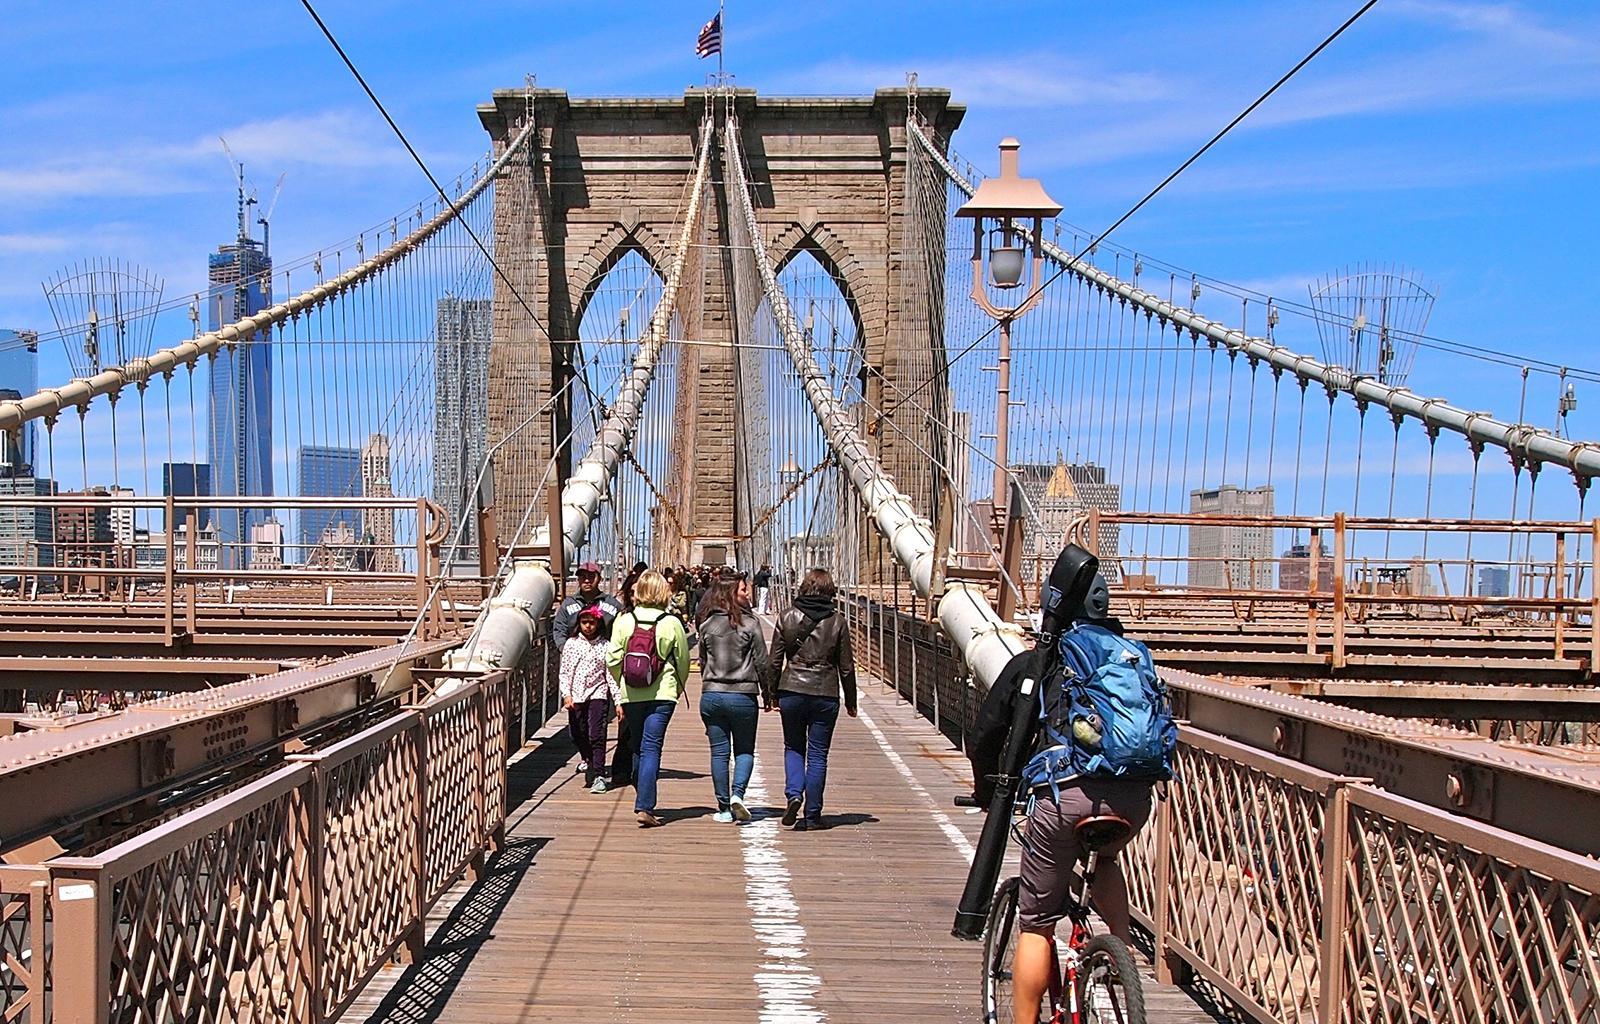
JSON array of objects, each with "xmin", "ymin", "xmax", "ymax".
[{"xmin": 341, "ymin": 661, "xmax": 1220, "ymax": 1023}]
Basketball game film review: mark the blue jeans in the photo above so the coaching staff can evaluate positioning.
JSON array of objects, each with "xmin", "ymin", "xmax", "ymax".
[
  {"xmin": 778, "ymin": 692, "xmax": 839, "ymax": 821},
  {"xmin": 629, "ymin": 700, "xmax": 676, "ymax": 813},
  {"xmin": 700, "ymin": 691, "xmax": 759, "ymax": 811}
]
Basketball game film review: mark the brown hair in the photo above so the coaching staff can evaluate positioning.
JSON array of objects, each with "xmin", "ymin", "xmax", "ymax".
[
  {"xmin": 632, "ymin": 570, "xmax": 671, "ymax": 609},
  {"xmin": 699, "ymin": 578, "xmax": 743, "ymax": 627},
  {"xmin": 798, "ymin": 568, "xmax": 836, "ymax": 599}
]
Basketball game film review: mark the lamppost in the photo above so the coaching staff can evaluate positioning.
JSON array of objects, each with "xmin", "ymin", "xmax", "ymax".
[{"xmin": 955, "ymin": 138, "xmax": 1061, "ymax": 543}]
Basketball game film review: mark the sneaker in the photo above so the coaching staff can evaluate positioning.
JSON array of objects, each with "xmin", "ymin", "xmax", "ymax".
[
  {"xmin": 589, "ymin": 778, "xmax": 609, "ymax": 794},
  {"xmin": 636, "ymin": 810, "xmax": 664, "ymax": 828},
  {"xmin": 791, "ymin": 818, "xmax": 808, "ymax": 832},
  {"xmin": 804, "ymin": 817, "xmax": 830, "ymax": 831},
  {"xmin": 576, "ymin": 761, "xmax": 588, "ymax": 774},
  {"xmin": 729, "ymin": 795, "xmax": 751, "ymax": 823},
  {"xmin": 782, "ymin": 796, "xmax": 803, "ymax": 827},
  {"xmin": 711, "ymin": 810, "xmax": 735, "ymax": 824}
]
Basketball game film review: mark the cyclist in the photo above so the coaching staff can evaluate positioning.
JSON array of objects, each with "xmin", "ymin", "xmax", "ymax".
[{"xmin": 968, "ymin": 545, "xmax": 1156, "ymax": 1024}]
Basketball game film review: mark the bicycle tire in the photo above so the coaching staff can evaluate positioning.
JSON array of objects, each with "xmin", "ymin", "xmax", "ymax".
[
  {"xmin": 982, "ymin": 877, "xmax": 1056, "ymax": 1024},
  {"xmin": 1075, "ymin": 933, "xmax": 1146, "ymax": 1024},
  {"xmin": 981, "ymin": 877, "xmax": 1021, "ymax": 1024}
]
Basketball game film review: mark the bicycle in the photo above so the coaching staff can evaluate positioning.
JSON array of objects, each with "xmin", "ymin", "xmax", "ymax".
[{"xmin": 956, "ymin": 790, "xmax": 1146, "ymax": 1024}]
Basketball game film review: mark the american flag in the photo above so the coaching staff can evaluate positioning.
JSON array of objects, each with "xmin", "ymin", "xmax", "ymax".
[{"xmin": 696, "ymin": 13, "xmax": 722, "ymax": 59}]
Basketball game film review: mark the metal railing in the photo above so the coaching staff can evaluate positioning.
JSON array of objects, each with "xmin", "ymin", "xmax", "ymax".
[
  {"xmin": 7, "ymin": 669, "xmax": 510, "ymax": 1024},
  {"xmin": 845, "ymin": 595, "xmax": 1600, "ymax": 1024},
  {"xmin": 0, "ymin": 494, "xmax": 476, "ymax": 650}
]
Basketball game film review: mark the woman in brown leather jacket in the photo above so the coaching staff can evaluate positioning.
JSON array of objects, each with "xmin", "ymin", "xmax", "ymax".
[{"xmin": 766, "ymin": 568, "xmax": 858, "ymax": 831}]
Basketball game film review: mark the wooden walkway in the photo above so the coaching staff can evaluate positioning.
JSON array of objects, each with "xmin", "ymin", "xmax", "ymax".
[{"xmin": 341, "ymin": 656, "xmax": 1223, "ymax": 1022}]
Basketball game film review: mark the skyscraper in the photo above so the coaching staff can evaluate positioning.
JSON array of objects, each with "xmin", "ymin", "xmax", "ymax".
[
  {"xmin": 0, "ymin": 330, "xmax": 40, "ymax": 474},
  {"xmin": 162, "ymin": 462, "xmax": 212, "ymax": 531},
  {"xmin": 361, "ymin": 433, "xmax": 400, "ymax": 573},
  {"xmin": 0, "ymin": 477, "xmax": 53, "ymax": 571},
  {"xmin": 297, "ymin": 446, "xmax": 361, "ymax": 556},
  {"xmin": 206, "ymin": 188, "xmax": 273, "ymax": 566},
  {"xmin": 434, "ymin": 297, "xmax": 491, "ymax": 556},
  {"xmin": 1014, "ymin": 456, "xmax": 1123, "ymax": 583},
  {"xmin": 1187, "ymin": 484, "xmax": 1275, "ymax": 590}
]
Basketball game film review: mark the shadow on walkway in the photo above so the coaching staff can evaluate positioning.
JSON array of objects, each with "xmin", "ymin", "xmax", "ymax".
[{"xmin": 357, "ymin": 835, "xmax": 549, "ymax": 1024}]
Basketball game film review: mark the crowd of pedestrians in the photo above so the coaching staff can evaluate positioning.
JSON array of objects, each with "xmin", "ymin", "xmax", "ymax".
[{"xmin": 552, "ymin": 560, "xmax": 856, "ymax": 829}]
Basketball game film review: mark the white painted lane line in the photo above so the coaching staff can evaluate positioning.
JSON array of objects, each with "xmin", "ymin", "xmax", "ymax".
[
  {"xmin": 741, "ymin": 760, "xmax": 827, "ymax": 1023},
  {"xmin": 855, "ymin": 700, "xmax": 976, "ymax": 865}
]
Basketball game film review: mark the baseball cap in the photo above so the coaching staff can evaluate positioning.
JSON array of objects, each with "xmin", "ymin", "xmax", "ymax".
[{"xmin": 577, "ymin": 561, "xmax": 602, "ymax": 575}]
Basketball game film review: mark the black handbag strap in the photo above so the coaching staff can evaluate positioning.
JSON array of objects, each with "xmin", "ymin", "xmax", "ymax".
[{"xmin": 783, "ymin": 614, "xmax": 824, "ymax": 659}]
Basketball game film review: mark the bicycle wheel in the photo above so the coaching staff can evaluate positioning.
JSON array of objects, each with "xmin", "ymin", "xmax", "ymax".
[
  {"xmin": 1075, "ymin": 933, "xmax": 1145, "ymax": 1024},
  {"xmin": 982, "ymin": 877, "xmax": 1053, "ymax": 1024}
]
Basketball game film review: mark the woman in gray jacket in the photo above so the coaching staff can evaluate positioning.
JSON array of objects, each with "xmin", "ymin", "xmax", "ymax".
[
  {"xmin": 767, "ymin": 568, "xmax": 858, "ymax": 831},
  {"xmin": 698, "ymin": 579, "xmax": 769, "ymax": 823}
]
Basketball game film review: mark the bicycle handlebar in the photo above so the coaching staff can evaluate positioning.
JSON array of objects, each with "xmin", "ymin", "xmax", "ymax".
[{"xmin": 953, "ymin": 794, "xmax": 981, "ymax": 808}]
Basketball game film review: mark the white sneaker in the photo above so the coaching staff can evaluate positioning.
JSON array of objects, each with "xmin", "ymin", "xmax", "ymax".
[
  {"xmin": 576, "ymin": 761, "xmax": 588, "ymax": 774},
  {"xmin": 729, "ymin": 795, "xmax": 751, "ymax": 823},
  {"xmin": 711, "ymin": 810, "xmax": 735, "ymax": 824}
]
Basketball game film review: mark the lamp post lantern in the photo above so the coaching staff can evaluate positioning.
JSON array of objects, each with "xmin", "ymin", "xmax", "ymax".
[{"xmin": 956, "ymin": 137, "xmax": 1061, "ymax": 542}]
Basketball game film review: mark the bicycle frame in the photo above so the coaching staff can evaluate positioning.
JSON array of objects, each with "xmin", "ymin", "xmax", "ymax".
[{"xmin": 1012, "ymin": 788, "xmax": 1114, "ymax": 1024}]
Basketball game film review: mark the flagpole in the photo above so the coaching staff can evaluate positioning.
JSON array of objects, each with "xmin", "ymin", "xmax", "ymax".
[{"xmin": 718, "ymin": 0, "xmax": 725, "ymax": 88}]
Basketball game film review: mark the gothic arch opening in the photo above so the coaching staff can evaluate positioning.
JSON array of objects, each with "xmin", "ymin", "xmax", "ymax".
[
  {"xmin": 739, "ymin": 247, "xmax": 867, "ymax": 583},
  {"xmin": 570, "ymin": 247, "xmax": 668, "ymax": 575}
]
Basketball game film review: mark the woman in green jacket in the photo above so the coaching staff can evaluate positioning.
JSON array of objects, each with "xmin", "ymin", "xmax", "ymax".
[{"xmin": 607, "ymin": 569, "xmax": 692, "ymax": 827}]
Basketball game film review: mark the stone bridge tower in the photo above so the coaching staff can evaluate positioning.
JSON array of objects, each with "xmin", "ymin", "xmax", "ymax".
[{"xmin": 478, "ymin": 87, "xmax": 963, "ymax": 561}]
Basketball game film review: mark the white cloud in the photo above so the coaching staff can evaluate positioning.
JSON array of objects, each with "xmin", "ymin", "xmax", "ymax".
[
  {"xmin": 0, "ymin": 233, "xmax": 72, "ymax": 255},
  {"xmin": 0, "ymin": 109, "xmax": 412, "ymax": 202},
  {"xmin": 185, "ymin": 110, "xmax": 412, "ymax": 171}
]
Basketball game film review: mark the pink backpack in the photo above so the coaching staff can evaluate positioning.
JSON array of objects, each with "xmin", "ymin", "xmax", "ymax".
[{"xmin": 621, "ymin": 612, "xmax": 665, "ymax": 688}]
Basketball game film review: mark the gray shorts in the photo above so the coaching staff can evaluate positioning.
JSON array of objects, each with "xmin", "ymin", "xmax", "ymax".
[{"xmin": 1017, "ymin": 778, "xmax": 1153, "ymax": 931}]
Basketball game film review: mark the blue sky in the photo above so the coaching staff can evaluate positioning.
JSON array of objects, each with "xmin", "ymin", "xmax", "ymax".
[{"xmin": 1, "ymin": 0, "xmax": 1596, "ymax": 434}]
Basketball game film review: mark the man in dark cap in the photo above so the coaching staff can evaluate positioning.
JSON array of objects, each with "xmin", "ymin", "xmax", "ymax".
[
  {"xmin": 552, "ymin": 561, "xmax": 624, "ymax": 777},
  {"xmin": 553, "ymin": 561, "xmax": 622, "ymax": 646}
]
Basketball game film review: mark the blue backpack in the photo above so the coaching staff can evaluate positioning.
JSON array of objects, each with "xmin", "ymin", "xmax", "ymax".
[{"xmin": 1022, "ymin": 623, "xmax": 1178, "ymax": 789}]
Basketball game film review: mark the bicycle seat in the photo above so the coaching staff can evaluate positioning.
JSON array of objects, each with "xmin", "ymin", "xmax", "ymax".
[{"xmin": 1074, "ymin": 813, "xmax": 1134, "ymax": 853}]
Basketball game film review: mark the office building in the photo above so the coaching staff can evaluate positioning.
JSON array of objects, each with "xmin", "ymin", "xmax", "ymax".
[
  {"xmin": 163, "ymin": 463, "xmax": 212, "ymax": 531},
  {"xmin": 361, "ymin": 433, "xmax": 400, "ymax": 572},
  {"xmin": 307, "ymin": 519, "xmax": 357, "ymax": 570},
  {"xmin": 170, "ymin": 522, "xmax": 222, "ymax": 572},
  {"xmin": 108, "ymin": 485, "xmax": 136, "ymax": 547},
  {"xmin": 250, "ymin": 518, "xmax": 285, "ymax": 570},
  {"xmin": 0, "ymin": 331, "xmax": 39, "ymax": 474},
  {"xmin": 206, "ymin": 197, "xmax": 274, "ymax": 565},
  {"xmin": 434, "ymin": 297, "xmax": 491, "ymax": 554},
  {"xmin": 55, "ymin": 488, "xmax": 114, "ymax": 592},
  {"xmin": 1478, "ymin": 566, "xmax": 1511, "ymax": 598},
  {"xmin": 1014, "ymin": 456, "xmax": 1122, "ymax": 583},
  {"xmin": 0, "ymin": 476, "xmax": 53, "ymax": 571},
  {"xmin": 1279, "ymin": 540, "xmax": 1334, "ymax": 592},
  {"xmin": 297, "ymin": 446, "xmax": 361, "ymax": 556},
  {"xmin": 1187, "ymin": 484, "xmax": 1275, "ymax": 589}
]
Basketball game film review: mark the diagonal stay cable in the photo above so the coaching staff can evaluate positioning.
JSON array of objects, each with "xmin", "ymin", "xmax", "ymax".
[
  {"xmin": 298, "ymin": 0, "xmax": 554, "ymax": 353},
  {"xmin": 897, "ymin": 0, "xmax": 1382, "ymax": 409}
]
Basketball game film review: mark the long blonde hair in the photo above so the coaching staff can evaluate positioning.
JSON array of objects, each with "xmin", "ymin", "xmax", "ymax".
[{"xmin": 631, "ymin": 569, "xmax": 671, "ymax": 609}]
